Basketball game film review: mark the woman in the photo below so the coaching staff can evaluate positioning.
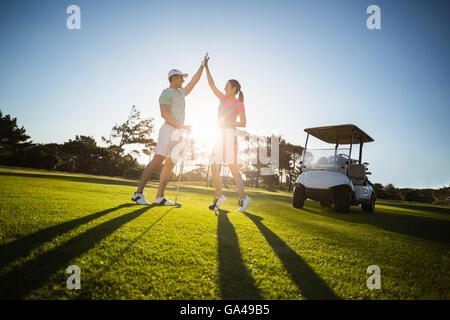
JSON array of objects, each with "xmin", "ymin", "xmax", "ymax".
[{"xmin": 204, "ymin": 57, "xmax": 251, "ymax": 212}]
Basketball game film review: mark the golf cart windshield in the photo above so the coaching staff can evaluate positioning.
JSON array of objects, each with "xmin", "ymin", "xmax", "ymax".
[{"xmin": 302, "ymin": 148, "xmax": 350, "ymax": 170}]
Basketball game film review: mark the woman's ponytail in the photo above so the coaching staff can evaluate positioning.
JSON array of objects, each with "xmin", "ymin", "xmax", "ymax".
[
  {"xmin": 229, "ymin": 79, "xmax": 244, "ymax": 103},
  {"xmin": 238, "ymin": 91, "xmax": 244, "ymax": 103}
]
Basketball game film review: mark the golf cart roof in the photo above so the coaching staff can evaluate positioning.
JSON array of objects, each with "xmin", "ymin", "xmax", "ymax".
[{"xmin": 304, "ymin": 124, "xmax": 374, "ymax": 144}]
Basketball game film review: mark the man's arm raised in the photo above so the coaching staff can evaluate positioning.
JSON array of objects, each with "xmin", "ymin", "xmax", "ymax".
[{"xmin": 184, "ymin": 53, "xmax": 208, "ymax": 96}]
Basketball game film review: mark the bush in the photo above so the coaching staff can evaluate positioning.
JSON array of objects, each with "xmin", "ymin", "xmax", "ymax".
[
  {"xmin": 123, "ymin": 166, "xmax": 143, "ymax": 179},
  {"xmin": 404, "ymin": 189, "xmax": 435, "ymax": 204},
  {"xmin": 433, "ymin": 198, "xmax": 450, "ymax": 206}
]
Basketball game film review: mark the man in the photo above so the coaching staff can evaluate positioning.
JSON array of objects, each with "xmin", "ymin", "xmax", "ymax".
[{"xmin": 132, "ymin": 54, "xmax": 208, "ymax": 205}]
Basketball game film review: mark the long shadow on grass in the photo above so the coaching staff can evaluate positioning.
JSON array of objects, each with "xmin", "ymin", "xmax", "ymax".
[
  {"xmin": 377, "ymin": 201, "xmax": 450, "ymax": 215},
  {"xmin": 243, "ymin": 212, "xmax": 338, "ymax": 300},
  {"xmin": 302, "ymin": 207, "xmax": 450, "ymax": 244},
  {"xmin": 0, "ymin": 204, "xmax": 134, "ymax": 270},
  {"xmin": 85, "ymin": 207, "xmax": 175, "ymax": 297},
  {"xmin": 0, "ymin": 205, "xmax": 155, "ymax": 299},
  {"xmin": 0, "ymin": 171, "xmax": 139, "ymax": 188},
  {"xmin": 217, "ymin": 209, "xmax": 261, "ymax": 300}
]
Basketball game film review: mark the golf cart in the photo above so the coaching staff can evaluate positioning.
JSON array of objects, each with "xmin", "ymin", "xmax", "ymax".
[{"xmin": 293, "ymin": 124, "xmax": 375, "ymax": 213}]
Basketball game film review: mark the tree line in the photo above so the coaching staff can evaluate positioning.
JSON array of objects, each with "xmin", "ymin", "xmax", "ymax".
[
  {"xmin": 0, "ymin": 107, "xmax": 155, "ymax": 178},
  {"xmin": 372, "ymin": 183, "xmax": 449, "ymax": 206}
]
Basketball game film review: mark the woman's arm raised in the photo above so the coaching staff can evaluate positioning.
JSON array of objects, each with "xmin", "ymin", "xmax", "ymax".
[{"xmin": 205, "ymin": 58, "xmax": 224, "ymax": 99}]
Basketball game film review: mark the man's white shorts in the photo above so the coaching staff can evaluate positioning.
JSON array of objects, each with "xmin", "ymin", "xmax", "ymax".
[{"xmin": 154, "ymin": 123, "xmax": 179, "ymax": 158}]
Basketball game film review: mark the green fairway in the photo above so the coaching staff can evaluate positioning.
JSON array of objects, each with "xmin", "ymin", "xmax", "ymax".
[{"xmin": 0, "ymin": 166, "xmax": 449, "ymax": 300}]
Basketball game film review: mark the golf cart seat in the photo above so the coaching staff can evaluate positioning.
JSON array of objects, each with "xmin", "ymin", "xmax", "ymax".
[{"xmin": 348, "ymin": 164, "xmax": 366, "ymax": 180}]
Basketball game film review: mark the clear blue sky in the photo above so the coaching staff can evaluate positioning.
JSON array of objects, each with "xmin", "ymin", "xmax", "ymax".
[{"xmin": 0, "ymin": 0, "xmax": 449, "ymax": 188}]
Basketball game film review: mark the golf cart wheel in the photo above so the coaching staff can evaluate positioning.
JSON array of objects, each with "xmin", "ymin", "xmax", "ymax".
[
  {"xmin": 362, "ymin": 194, "xmax": 375, "ymax": 213},
  {"xmin": 293, "ymin": 185, "xmax": 305, "ymax": 209},
  {"xmin": 334, "ymin": 187, "xmax": 351, "ymax": 213}
]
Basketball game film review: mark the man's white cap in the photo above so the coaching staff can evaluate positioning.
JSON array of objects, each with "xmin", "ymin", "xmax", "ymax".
[{"xmin": 168, "ymin": 69, "xmax": 188, "ymax": 80}]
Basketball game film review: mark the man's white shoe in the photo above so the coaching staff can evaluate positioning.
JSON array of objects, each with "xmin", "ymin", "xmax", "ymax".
[
  {"xmin": 237, "ymin": 195, "xmax": 251, "ymax": 212},
  {"xmin": 154, "ymin": 196, "xmax": 176, "ymax": 206},
  {"xmin": 209, "ymin": 194, "xmax": 227, "ymax": 211},
  {"xmin": 132, "ymin": 192, "xmax": 150, "ymax": 205}
]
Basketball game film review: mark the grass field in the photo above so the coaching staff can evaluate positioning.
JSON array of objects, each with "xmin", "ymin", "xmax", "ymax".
[{"xmin": 0, "ymin": 166, "xmax": 449, "ymax": 300}]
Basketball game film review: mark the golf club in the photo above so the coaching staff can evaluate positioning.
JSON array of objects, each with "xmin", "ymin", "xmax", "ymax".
[
  {"xmin": 174, "ymin": 159, "xmax": 184, "ymax": 208},
  {"xmin": 174, "ymin": 130, "xmax": 190, "ymax": 208}
]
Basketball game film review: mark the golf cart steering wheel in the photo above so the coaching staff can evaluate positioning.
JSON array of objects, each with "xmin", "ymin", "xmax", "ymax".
[{"xmin": 335, "ymin": 153, "xmax": 350, "ymax": 166}]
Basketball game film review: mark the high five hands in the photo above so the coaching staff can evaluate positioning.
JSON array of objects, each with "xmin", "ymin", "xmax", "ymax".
[{"xmin": 201, "ymin": 52, "xmax": 209, "ymax": 68}]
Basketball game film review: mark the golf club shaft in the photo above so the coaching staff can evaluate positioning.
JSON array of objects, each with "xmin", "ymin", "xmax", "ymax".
[
  {"xmin": 175, "ymin": 160, "xmax": 184, "ymax": 203},
  {"xmin": 175, "ymin": 130, "xmax": 190, "ymax": 204}
]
